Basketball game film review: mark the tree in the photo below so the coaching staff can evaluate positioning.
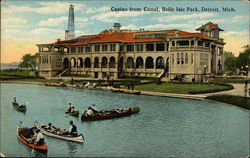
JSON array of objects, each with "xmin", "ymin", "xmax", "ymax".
[
  {"xmin": 236, "ymin": 45, "xmax": 250, "ymax": 70},
  {"xmin": 224, "ymin": 51, "xmax": 237, "ymax": 71},
  {"xmin": 19, "ymin": 53, "xmax": 39, "ymax": 70}
]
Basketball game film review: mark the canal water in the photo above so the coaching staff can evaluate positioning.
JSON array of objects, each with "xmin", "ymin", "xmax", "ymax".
[{"xmin": 0, "ymin": 83, "xmax": 249, "ymax": 157}]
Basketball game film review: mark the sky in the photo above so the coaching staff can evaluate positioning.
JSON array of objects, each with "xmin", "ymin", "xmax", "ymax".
[{"xmin": 1, "ymin": 0, "xmax": 249, "ymax": 63}]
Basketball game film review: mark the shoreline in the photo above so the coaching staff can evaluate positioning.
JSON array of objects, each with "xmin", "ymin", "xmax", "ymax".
[{"xmin": 1, "ymin": 80, "xmax": 249, "ymax": 111}]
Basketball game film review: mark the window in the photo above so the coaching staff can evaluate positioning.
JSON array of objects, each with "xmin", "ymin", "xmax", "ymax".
[
  {"xmin": 181, "ymin": 53, "xmax": 184, "ymax": 64},
  {"xmin": 146, "ymin": 44, "xmax": 154, "ymax": 51},
  {"xmin": 177, "ymin": 53, "xmax": 180, "ymax": 64},
  {"xmin": 95, "ymin": 45, "xmax": 100, "ymax": 52},
  {"xmin": 120, "ymin": 45, "xmax": 124, "ymax": 51},
  {"xmin": 70, "ymin": 47, "xmax": 76, "ymax": 53},
  {"xmin": 205, "ymin": 42, "xmax": 210, "ymax": 47},
  {"xmin": 127, "ymin": 45, "xmax": 134, "ymax": 52},
  {"xmin": 191, "ymin": 40, "xmax": 194, "ymax": 45},
  {"xmin": 86, "ymin": 46, "xmax": 91, "ymax": 52},
  {"xmin": 102, "ymin": 45, "xmax": 107, "ymax": 51},
  {"xmin": 110, "ymin": 44, "xmax": 116, "ymax": 51},
  {"xmin": 172, "ymin": 41, "xmax": 175, "ymax": 46},
  {"xmin": 185, "ymin": 53, "xmax": 188, "ymax": 64},
  {"xmin": 156, "ymin": 43, "xmax": 165, "ymax": 51},
  {"xmin": 198, "ymin": 41, "xmax": 203, "ymax": 46},
  {"xmin": 136, "ymin": 44, "xmax": 143, "ymax": 51},
  {"xmin": 177, "ymin": 40, "xmax": 189, "ymax": 46}
]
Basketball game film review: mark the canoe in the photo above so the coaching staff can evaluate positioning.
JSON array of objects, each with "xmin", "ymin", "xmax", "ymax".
[
  {"xmin": 65, "ymin": 110, "xmax": 79, "ymax": 117},
  {"xmin": 81, "ymin": 107, "xmax": 140, "ymax": 121},
  {"xmin": 44, "ymin": 83, "xmax": 67, "ymax": 87},
  {"xmin": 111, "ymin": 88, "xmax": 141, "ymax": 95},
  {"xmin": 34, "ymin": 121, "xmax": 84, "ymax": 143},
  {"xmin": 16, "ymin": 124, "xmax": 48, "ymax": 152},
  {"xmin": 12, "ymin": 102, "xmax": 26, "ymax": 112}
]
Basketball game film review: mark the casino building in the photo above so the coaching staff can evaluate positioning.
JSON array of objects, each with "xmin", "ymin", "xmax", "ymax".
[{"xmin": 37, "ymin": 6, "xmax": 225, "ymax": 82}]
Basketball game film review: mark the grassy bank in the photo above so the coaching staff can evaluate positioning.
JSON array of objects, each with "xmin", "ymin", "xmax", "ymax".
[
  {"xmin": 134, "ymin": 82, "xmax": 233, "ymax": 94},
  {"xmin": 206, "ymin": 95, "xmax": 250, "ymax": 110}
]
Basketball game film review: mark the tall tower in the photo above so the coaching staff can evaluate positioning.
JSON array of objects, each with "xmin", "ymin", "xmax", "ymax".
[{"xmin": 65, "ymin": 4, "xmax": 75, "ymax": 40}]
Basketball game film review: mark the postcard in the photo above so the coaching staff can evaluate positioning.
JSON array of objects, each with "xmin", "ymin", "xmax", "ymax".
[{"xmin": 1, "ymin": 0, "xmax": 249, "ymax": 157}]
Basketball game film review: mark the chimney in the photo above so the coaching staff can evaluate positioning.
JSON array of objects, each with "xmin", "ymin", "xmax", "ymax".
[{"xmin": 113, "ymin": 23, "xmax": 121, "ymax": 32}]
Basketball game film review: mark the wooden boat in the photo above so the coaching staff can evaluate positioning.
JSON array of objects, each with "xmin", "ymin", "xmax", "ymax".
[
  {"xmin": 16, "ymin": 124, "xmax": 48, "ymax": 152},
  {"xmin": 81, "ymin": 107, "xmax": 140, "ymax": 121},
  {"xmin": 44, "ymin": 82, "xmax": 67, "ymax": 87},
  {"xmin": 110, "ymin": 88, "xmax": 141, "ymax": 95},
  {"xmin": 12, "ymin": 102, "xmax": 26, "ymax": 112},
  {"xmin": 34, "ymin": 121, "xmax": 84, "ymax": 143},
  {"xmin": 122, "ymin": 89, "xmax": 141, "ymax": 95},
  {"xmin": 65, "ymin": 110, "xmax": 79, "ymax": 117}
]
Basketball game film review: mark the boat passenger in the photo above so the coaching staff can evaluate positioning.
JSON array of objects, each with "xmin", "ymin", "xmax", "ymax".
[
  {"xmin": 93, "ymin": 83, "xmax": 97, "ymax": 88},
  {"xmin": 67, "ymin": 103, "xmax": 72, "ymax": 112},
  {"xmin": 65, "ymin": 121, "xmax": 78, "ymax": 136},
  {"xmin": 14, "ymin": 97, "xmax": 17, "ymax": 103},
  {"xmin": 71, "ymin": 106, "xmax": 75, "ymax": 113},
  {"xmin": 90, "ymin": 104, "xmax": 98, "ymax": 113},
  {"xmin": 85, "ymin": 107, "xmax": 93, "ymax": 116},
  {"xmin": 44, "ymin": 123, "xmax": 57, "ymax": 133},
  {"xmin": 32, "ymin": 129, "xmax": 44, "ymax": 145}
]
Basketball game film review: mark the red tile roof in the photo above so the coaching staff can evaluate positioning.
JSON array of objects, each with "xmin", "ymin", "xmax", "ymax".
[
  {"xmin": 53, "ymin": 28, "xmax": 212, "ymax": 45},
  {"xmin": 196, "ymin": 21, "xmax": 223, "ymax": 31}
]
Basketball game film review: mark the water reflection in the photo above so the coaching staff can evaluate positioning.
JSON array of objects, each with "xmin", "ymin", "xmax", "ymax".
[
  {"xmin": 34, "ymin": 150, "xmax": 47, "ymax": 157},
  {"xmin": 66, "ymin": 141, "xmax": 84, "ymax": 157}
]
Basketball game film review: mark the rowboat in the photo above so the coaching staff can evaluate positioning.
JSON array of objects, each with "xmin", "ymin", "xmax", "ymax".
[
  {"xmin": 16, "ymin": 124, "xmax": 48, "ymax": 152},
  {"xmin": 12, "ymin": 102, "xmax": 26, "ymax": 112},
  {"xmin": 34, "ymin": 121, "xmax": 84, "ymax": 143},
  {"xmin": 65, "ymin": 110, "xmax": 79, "ymax": 117},
  {"xmin": 81, "ymin": 107, "xmax": 140, "ymax": 121},
  {"xmin": 111, "ymin": 88, "xmax": 141, "ymax": 95},
  {"xmin": 44, "ymin": 83, "xmax": 67, "ymax": 87}
]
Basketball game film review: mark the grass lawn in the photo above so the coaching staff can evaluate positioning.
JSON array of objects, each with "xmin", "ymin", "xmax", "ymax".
[{"xmin": 134, "ymin": 82, "xmax": 233, "ymax": 94}]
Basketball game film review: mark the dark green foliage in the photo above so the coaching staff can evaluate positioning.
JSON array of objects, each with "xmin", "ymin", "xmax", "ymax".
[
  {"xmin": 224, "ymin": 52, "xmax": 237, "ymax": 71},
  {"xmin": 236, "ymin": 45, "xmax": 250, "ymax": 70},
  {"xmin": 206, "ymin": 95, "xmax": 250, "ymax": 110},
  {"xmin": 19, "ymin": 53, "xmax": 39, "ymax": 70}
]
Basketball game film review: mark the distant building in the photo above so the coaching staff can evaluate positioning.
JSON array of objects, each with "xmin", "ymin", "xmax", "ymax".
[{"xmin": 37, "ymin": 6, "xmax": 225, "ymax": 82}]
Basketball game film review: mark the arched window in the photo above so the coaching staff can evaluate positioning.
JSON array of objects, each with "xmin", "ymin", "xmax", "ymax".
[
  {"xmin": 94, "ymin": 57, "xmax": 99, "ymax": 68},
  {"xmin": 77, "ymin": 58, "xmax": 83, "ymax": 68},
  {"xmin": 136, "ymin": 57, "xmax": 143, "ymax": 69},
  {"xmin": 185, "ymin": 53, "xmax": 188, "ymax": 64},
  {"xmin": 85, "ymin": 57, "xmax": 91, "ymax": 68},
  {"xmin": 70, "ymin": 58, "xmax": 76, "ymax": 68},
  {"xmin": 146, "ymin": 57, "xmax": 154, "ymax": 69},
  {"xmin": 63, "ymin": 58, "xmax": 69, "ymax": 68},
  {"xmin": 156, "ymin": 56, "xmax": 165, "ymax": 69},
  {"xmin": 109, "ymin": 56, "xmax": 116, "ymax": 68},
  {"xmin": 101, "ymin": 57, "xmax": 108, "ymax": 68},
  {"xmin": 126, "ymin": 57, "xmax": 134, "ymax": 68}
]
